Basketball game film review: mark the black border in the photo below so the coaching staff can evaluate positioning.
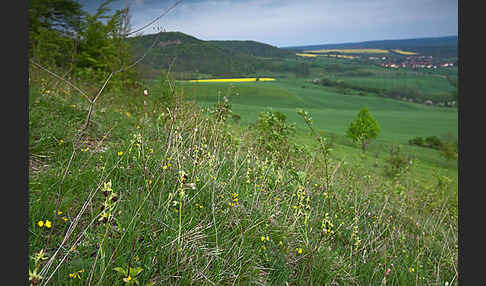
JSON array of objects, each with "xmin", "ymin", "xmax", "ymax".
[{"xmin": 10, "ymin": 0, "xmax": 29, "ymax": 284}]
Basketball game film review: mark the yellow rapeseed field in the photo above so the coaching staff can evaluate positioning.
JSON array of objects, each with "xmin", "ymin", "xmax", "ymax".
[
  {"xmin": 391, "ymin": 49, "xmax": 418, "ymax": 55},
  {"xmin": 304, "ymin": 48, "xmax": 389, "ymax": 54},
  {"xmin": 188, "ymin": 78, "xmax": 275, "ymax": 83},
  {"xmin": 296, "ymin": 53, "xmax": 356, "ymax": 59},
  {"xmin": 296, "ymin": 53, "xmax": 318, "ymax": 57},
  {"xmin": 323, "ymin": 54, "xmax": 357, "ymax": 59}
]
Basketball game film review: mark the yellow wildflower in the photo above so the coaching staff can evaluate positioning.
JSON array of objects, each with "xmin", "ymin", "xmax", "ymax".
[
  {"xmin": 44, "ymin": 220, "xmax": 52, "ymax": 228},
  {"xmin": 37, "ymin": 221, "xmax": 44, "ymax": 227},
  {"xmin": 123, "ymin": 275, "xmax": 132, "ymax": 283},
  {"xmin": 118, "ymin": 151, "xmax": 123, "ymax": 156}
]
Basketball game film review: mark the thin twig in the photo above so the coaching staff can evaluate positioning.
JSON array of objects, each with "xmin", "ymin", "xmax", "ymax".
[
  {"xmin": 125, "ymin": 0, "xmax": 184, "ymax": 36},
  {"xmin": 30, "ymin": 60, "xmax": 91, "ymax": 103}
]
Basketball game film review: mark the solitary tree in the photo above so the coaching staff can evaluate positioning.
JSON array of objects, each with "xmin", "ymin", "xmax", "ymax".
[{"xmin": 346, "ymin": 107, "xmax": 380, "ymax": 152}]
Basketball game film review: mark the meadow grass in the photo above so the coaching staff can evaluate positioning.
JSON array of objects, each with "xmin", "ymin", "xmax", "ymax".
[{"xmin": 28, "ymin": 67, "xmax": 457, "ymax": 285}]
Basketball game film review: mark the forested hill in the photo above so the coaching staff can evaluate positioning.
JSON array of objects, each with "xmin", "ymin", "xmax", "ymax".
[
  {"xmin": 129, "ymin": 32, "xmax": 295, "ymax": 77},
  {"xmin": 129, "ymin": 32, "xmax": 258, "ymax": 76},
  {"xmin": 209, "ymin": 40, "xmax": 295, "ymax": 58}
]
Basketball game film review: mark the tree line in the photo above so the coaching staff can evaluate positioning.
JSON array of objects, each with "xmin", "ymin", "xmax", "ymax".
[{"xmin": 29, "ymin": 0, "xmax": 141, "ymax": 91}]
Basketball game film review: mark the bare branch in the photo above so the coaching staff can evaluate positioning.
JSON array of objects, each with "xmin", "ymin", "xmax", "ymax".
[
  {"xmin": 30, "ymin": 60, "xmax": 92, "ymax": 103},
  {"xmin": 125, "ymin": 0, "xmax": 184, "ymax": 36}
]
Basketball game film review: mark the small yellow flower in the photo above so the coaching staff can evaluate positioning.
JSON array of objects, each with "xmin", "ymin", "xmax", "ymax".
[
  {"xmin": 123, "ymin": 275, "xmax": 132, "ymax": 282},
  {"xmin": 118, "ymin": 151, "xmax": 123, "ymax": 156},
  {"xmin": 149, "ymin": 148, "xmax": 154, "ymax": 153},
  {"xmin": 266, "ymin": 236, "xmax": 269, "ymax": 241},
  {"xmin": 37, "ymin": 221, "xmax": 44, "ymax": 227},
  {"xmin": 62, "ymin": 217, "xmax": 68, "ymax": 222},
  {"xmin": 296, "ymin": 248, "xmax": 303, "ymax": 254},
  {"xmin": 261, "ymin": 236, "xmax": 265, "ymax": 242},
  {"xmin": 57, "ymin": 211, "xmax": 63, "ymax": 215},
  {"xmin": 59, "ymin": 139, "xmax": 64, "ymax": 145},
  {"xmin": 163, "ymin": 165, "xmax": 168, "ymax": 170},
  {"xmin": 279, "ymin": 240, "xmax": 283, "ymax": 246},
  {"xmin": 293, "ymin": 205, "xmax": 297, "ymax": 209},
  {"xmin": 409, "ymin": 266, "xmax": 415, "ymax": 273},
  {"xmin": 44, "ymin": 220, "xmax": 52, "ymax": 228}
]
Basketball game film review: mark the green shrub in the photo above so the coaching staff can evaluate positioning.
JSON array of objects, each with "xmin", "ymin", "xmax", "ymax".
[
  {"xmin": 408, "ymin": 136, "xmax": 425, "ymax": 147},
  {"xmin": 254, "ymin": 110, "xmax": 296, "ymax": 157},
  {"xmin": 425, "ymin": 136, "xmax": 443, "ymax": 149},
  {"xmin": 440, "ymin": 140, "xmax": 458, "ymax": 161},
  {"xmin": 383, "ymin": 145, "xmax": 413, "ymax": 177}
]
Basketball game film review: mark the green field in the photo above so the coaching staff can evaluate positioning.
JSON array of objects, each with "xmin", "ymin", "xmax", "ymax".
[
  {"xmin": 173, "ymin": 79, "xmax": 457, "ymax": 142},
  {"xmin": 149, "ymin": 60, "xmax": 458, "ymax": 188}
]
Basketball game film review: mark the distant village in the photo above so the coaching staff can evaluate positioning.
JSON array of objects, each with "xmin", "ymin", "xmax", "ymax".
[{"xmin": 366, "ymin": 55, "xmax": 456, "ymax": 70}]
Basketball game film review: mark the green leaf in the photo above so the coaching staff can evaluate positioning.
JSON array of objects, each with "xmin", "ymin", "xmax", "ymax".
[
  {"xmin": 113, "ymin": 267, "xmax": 127, "ymax": 275},
  {"xmin": 129, "ymin": 267, "xmax": 143, "ymax": 277}
]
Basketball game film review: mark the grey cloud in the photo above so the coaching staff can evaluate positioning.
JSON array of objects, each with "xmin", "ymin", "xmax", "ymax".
[{"xmin": 79, "ymin": 0, "xmax": 457, "ymax": 47}]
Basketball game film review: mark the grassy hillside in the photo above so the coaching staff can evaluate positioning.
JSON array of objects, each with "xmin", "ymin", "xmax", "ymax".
[{"xmin": 29, "ymin": 64, "xmax": 457, "ymax": 285}]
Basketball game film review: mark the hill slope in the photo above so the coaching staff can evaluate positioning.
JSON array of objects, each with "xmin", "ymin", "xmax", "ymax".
[
  {"xmin": 210, "ymin": 40, "xmax": 295, "ymax": 58},
  {"xmin": 130, "ymin": 32, "xmax": 295, "ymax": 77},
  {"xmin": 129, "ymin": 32, "xmax": 260, "ymax": 76}
]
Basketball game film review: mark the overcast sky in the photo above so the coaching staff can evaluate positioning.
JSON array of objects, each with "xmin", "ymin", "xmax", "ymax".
[{"xmin": 79, "ymin": 0, "xmax": 458, "ymax": 47}]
